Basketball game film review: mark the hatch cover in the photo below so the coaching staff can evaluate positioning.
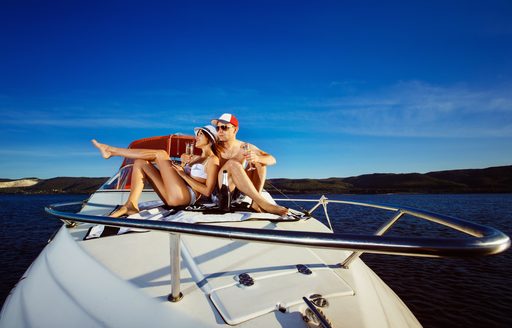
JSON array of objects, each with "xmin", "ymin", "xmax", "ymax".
[{"xmin": 209, "ymin": 268, "xmax": 353, "ymax": 325}]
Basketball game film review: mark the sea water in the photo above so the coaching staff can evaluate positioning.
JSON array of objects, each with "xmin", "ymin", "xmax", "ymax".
[{"xmin": 0, "ymin": 193, "xmax": 511, "ymax": 327}]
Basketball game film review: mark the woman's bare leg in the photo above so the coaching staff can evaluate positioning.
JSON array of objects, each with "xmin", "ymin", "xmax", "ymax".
[
  {"xmin": 109, "ymin": 159, "xmax": 147, "ymax": 217},
  {"xmin": 111, "ymin": 150, "xmax": 191, "ymax": 207},
  {"xmin": 106, "ymin": 147, "xmax": 194, "ymax": 217},
  {"xmin": 112, "ymin": 153, "xmax": 193, "ymax": 215},
  {"xmin": 151, "ymin": 151, "xmax": 192, "ymax": 206},
  {"xmin": 126, "ymin": 159, "xmax": 146, "ymax": 208},
  {"xmin": 127, "ymin": 157, "xmax": 189, "ymax": 208},
  {"xmin": 223, "ymin": 160, "xmax": 287, "ymax": 216},
  {"xmin": 92, "ymin": 139, "xmax": 163, "ymax": 161}
]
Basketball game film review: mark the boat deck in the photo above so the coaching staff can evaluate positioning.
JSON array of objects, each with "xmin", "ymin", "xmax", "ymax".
[{"xmin": 75, "ymin": 215, "xmax": 419, "ymax": 327}]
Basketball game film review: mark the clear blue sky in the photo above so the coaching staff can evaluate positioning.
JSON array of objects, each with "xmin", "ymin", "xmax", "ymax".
[{"xmin": 1, "ymin": 0, "xmax": 511, "ymax": 179}]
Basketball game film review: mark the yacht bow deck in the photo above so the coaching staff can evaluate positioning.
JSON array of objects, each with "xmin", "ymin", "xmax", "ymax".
[{"xmin": 76, "ymin": 214, "xmax": 419, "ymax": 327}]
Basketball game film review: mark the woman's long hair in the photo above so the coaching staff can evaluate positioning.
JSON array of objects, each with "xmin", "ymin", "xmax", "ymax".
[{"xmin": 204, "ymin": 132, "xmax": 221, "ymax": 157}]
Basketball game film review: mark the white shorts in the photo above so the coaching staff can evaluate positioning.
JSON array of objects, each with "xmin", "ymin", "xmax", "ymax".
[{"xmin": 187, "ymin": 186, "xmax": 197, "ymax": 205}]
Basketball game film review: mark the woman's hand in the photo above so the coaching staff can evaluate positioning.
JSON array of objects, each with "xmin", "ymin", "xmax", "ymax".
[
  {"xmin": 180, "ymin": 154, "xmax": 193, "ymax": 166},
  {"xmin": 171, "ymin": 162, "xmax": 186, "ymax": 177}
]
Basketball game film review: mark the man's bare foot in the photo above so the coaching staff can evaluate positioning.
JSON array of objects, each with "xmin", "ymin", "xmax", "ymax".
[
  {"xmin": 109, "ymin": 205, "xmax": 139, "ymax": 218},
  {"xmin": 259, "ymin": 202, "xmax": 288, "ymax": 216},
  {"xmin": 251, "ymin": 202, "xmax": 262, "ymax": 212},
  {"xmin": 92, "ymin": 139, "xmax": 112, "ymax": 159}
]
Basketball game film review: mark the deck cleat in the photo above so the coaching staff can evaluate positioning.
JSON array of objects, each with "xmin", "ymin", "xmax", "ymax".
[
  {"xmin": 237, "ymin": 272, "xmax": 254, "ymax": 286},
  {"xmin": 297, "ymin": 264, "xmax": 313, "ymax": 275}
]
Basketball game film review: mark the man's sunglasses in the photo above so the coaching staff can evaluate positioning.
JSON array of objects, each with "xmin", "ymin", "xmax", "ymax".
[{"xmin": 216, "ymin": 125, "xmax": 232, "ymax": 131}]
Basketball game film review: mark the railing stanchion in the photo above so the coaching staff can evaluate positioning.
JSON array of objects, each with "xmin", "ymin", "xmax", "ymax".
[
  {"xmin": 309, "ymin": 199, "xmax": 323, "ymax": 215},
  {"xmin": 319, "ymin": 196, "xmax": 334, "ymax": 232},
  {"xmin": 168, "ymin": 233, "xmax": 183, "ymax": 302},
  {"xmin": 342, "ymin": 210, "xmax": 406, "ymax": 268}
]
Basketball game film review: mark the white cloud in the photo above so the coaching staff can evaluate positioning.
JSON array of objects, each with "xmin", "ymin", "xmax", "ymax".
[
  {"xmin": 228, "ymin": 81, "xmax": 512, "ymax": 138},
  {"xmin": 2, "ymin": 82, "xmax": 511, "ymax": 138},
  {"xmin": 0, "ymin": 109, "xmax": 192, "ymax": 129},
  {"xmin": 0, "ymin": 149, "xmax": 98, "ymax": 158},
  {"xmin": 306, "ymin": 81, "xmax": 512, "ymax": 137}
]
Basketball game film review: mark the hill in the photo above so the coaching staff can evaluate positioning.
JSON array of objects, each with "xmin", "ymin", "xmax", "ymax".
[
  {"xmin": 0, "ymin": 177, "xmax": 109, "ymax": 194},
  {"xmin": 266, "ymin": 165, "xmax": 512, "ymax": 194},
  {"xmin": 0, "ymin": 165, "xmax": 511, "ymax": 194},
  {"xmin": 0, "ymin": 178, "xmax": 40, "ymax": 188}
]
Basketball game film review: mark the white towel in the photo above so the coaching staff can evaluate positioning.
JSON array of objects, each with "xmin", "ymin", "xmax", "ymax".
[{"xmin": 85, "ymin": 204, "xmax": 295, "ymax": 239}]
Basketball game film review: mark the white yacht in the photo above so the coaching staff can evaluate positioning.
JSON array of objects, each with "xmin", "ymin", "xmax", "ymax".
[{"xmin": 1, "ymin": 135, "xmax": 509, "ymax": 327}]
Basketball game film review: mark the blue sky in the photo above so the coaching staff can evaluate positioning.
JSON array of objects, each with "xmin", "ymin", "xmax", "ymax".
[{"xmin": 1, "ymin": 0, "xmax": 511, "ymax": 179}]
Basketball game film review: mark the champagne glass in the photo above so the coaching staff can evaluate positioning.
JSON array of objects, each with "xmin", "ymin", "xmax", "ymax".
[
  {"xmin": 243, "ymin": 143, "xmax": 256, "ymax": 171},
  {"xmin": 186, "ymin": 143, "xmax": 194, "ymax": 156},
  {"xmin": 185, "ymin": 142, "xmax": 193, "ymax": 164}
]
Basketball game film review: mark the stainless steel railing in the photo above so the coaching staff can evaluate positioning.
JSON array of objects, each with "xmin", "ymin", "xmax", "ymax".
[
  {"xmin": 276, "ymin": 196, "xmax": 510, "ymax": 268},
  {"xmin": 46, "ymin": 200, "xmax": 510, "ymax": 258},
  {"xmin": 273, "ymin": 196, "xmax": 511, "ymax": 267},
  {"xmin": 45, "ymin": 197, "xmax": 510, "ymax": 301}
]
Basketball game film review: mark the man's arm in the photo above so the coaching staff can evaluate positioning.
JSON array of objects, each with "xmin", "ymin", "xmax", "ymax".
[{"xmin": 248, "ymin": 145, "xmax": 276, "ymax": 166}]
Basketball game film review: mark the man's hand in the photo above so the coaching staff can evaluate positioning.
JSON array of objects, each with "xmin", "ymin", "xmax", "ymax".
[{"xmin": 244, "ymin": 150, "xmax": 260, "ymax": 165}]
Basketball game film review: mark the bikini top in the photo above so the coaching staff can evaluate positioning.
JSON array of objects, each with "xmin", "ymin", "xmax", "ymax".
[
  {"xmin": 190, "ymin": 163, "xmax": 208, "ymax": 179},
  {"xmin": 184, "ymin": 157, "xmax": 209, "ymax": 180}
]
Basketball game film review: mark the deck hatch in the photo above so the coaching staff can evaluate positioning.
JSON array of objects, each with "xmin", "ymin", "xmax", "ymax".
[{"xmin": 209, "ymin": 268, "xmax": 354, "ymax": 325}]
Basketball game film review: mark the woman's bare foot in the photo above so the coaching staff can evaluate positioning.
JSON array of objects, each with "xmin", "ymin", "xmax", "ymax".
[
  {"xmin": 92, "ymin": 139, "xmax": 112, "ymax": 159},
  {"xmin": 109, "ymin": 205, "xmax": 139, "ymax": 218}
]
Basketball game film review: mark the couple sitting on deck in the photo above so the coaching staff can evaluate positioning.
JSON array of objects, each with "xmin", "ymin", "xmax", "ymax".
[{"xmin": 92, "ymin": 113, "xmax": 288, "ymax": 217}]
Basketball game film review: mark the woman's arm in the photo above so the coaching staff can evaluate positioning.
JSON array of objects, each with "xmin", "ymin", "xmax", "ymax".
[
  {"xmin": 180, "ymin": 154, "xmax": 200, "ymax": 166},
  {"xmin": 173, "ymin": 156, "xmax": 220, "ymax": 197}
]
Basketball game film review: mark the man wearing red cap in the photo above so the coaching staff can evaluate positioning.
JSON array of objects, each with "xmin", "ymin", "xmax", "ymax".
[{"xmin": 211, "ymin": 113, "xmax": 287, "ymax": 215}]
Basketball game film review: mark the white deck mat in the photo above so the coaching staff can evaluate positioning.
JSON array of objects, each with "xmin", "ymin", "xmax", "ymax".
[{"xmin": 85, "ymin": 200, "xmax": 298, "ymax": 238}]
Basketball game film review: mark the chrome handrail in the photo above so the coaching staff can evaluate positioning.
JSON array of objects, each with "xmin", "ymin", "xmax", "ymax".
[
  {"xmin": 274, "ymin": 196, "xmax": 511, "ymax": 267},
  {"xmin": 45, "ymin": 198, "xmax": 510, "ymax": 303},
  {"xmin": 273, "ymin": 197, "xmax": 495, "ymax": 237},
  {"xmin": 45, "ymin": 200, "xmax": 510, "ymax": 258}
]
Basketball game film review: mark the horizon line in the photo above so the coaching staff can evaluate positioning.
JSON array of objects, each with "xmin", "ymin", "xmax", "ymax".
[{"xmin": 2, "ymin": 164, "xmax": 510, "ymax": 181}]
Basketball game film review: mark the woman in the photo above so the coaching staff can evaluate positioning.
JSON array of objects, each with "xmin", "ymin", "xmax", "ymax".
[{"xmin": 92, "ymin": 125, "xmax": 220, "ymax": 217}]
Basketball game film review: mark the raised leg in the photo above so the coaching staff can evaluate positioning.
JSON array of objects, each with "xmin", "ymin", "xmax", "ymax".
[{"xmin": 92, "ymin": 139, "xmax": 165, "ymax": 161}]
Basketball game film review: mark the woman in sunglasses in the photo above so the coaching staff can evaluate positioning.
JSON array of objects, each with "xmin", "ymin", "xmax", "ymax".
[{"xmin": 92, "ymin": 125, "xmax": 220, "ymax": 217}]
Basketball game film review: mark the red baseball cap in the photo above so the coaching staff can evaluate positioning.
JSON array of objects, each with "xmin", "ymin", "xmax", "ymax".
[{"xmin": 211, "ymin": 113, "xmax": 239, "ymax": 127}]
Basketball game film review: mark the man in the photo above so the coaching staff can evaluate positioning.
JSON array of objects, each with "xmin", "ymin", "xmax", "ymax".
[{"xmin": 211, "ymin": 113, "xmax": 287, "ymax": 215}]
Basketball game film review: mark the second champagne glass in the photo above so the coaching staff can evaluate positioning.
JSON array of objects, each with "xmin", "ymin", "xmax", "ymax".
[{"xmin": 243, "ymin": 143, "xmax": 256, "ymax": 171}]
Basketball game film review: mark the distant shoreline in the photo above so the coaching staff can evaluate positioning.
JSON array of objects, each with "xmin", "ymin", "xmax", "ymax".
[
  {"xmin": 267, "ymin": 165, "xmax": 512, "ymax": 194},
  {"xmin": 0, "ymin": 165, "xmax": 511, "ymax": 195}
]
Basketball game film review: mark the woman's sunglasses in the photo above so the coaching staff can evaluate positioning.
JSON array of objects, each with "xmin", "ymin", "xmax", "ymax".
[{"xmin": 216, "ymin": 125, "xmax": 232, "ymax": 131}]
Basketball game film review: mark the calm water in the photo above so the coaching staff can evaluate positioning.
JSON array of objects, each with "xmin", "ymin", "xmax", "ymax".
[{"xmin": 1, "ymin": 193, "xmax": 511, "ymax": 327}]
